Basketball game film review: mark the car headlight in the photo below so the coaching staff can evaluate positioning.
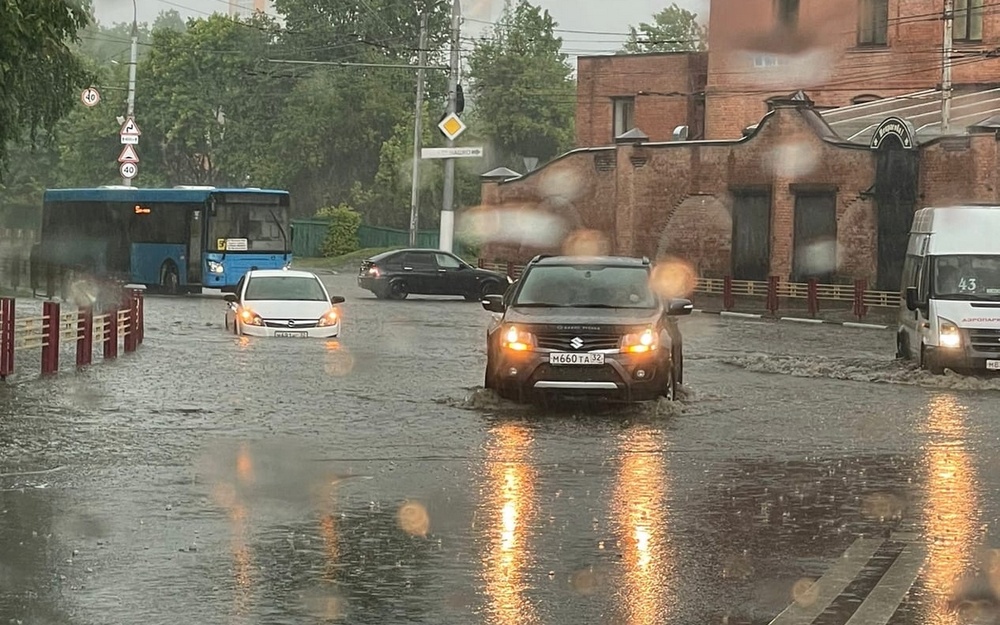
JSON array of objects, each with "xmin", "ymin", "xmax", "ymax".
[
  {"xmin": 238, "ymin": 307, "xmax": 264, "ymax": 326},
  {"xmin": 208, "ymin": 260, "xmax": 224, "ymax": 274},
  {"xmin": 502, "ymin": 325, "xmax": 535, "ymax": 351},
  {"xmin": 621, "ymin": 328, "xmax": 659, "ymax": 354},
  {"xmin": 939, "ymin": 319, "xmax": 961, "ymax": 349},
  {"xmin": 318, "ymin": 308, "xmax": 340, "ymax": 327}
]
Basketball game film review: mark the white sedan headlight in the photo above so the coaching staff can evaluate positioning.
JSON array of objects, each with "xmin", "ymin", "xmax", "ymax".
[{"xmin": 318, "ymin": 309, "xmax": 340, "ymax": 327}]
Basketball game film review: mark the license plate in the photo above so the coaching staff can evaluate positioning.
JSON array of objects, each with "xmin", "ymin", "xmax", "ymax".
[
  {"xmin": 988, "ymin": 360, "xmax": 1000, "ymax": 371},
  {"xmin": 274, "ymin": 331, "xmax": 308, "ymax": 338},
  {"xmin": 550, "ymin": 352, "xmax": 605, "ymax": 366}
]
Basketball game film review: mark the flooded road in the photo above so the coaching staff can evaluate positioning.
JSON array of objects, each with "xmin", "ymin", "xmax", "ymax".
[{"xmin": 1, "ymin": 272, "xmax": 999, "ymax": 624}]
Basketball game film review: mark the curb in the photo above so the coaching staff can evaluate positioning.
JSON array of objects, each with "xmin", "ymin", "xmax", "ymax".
[{"xmin": 692, "ymin": 309, "xmax": 890, "ymax": 331}]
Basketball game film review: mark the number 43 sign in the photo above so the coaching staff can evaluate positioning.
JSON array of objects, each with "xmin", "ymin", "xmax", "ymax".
[{"xmin": 959, "ymin": 277, "xmax": 978, "ymax": 291}]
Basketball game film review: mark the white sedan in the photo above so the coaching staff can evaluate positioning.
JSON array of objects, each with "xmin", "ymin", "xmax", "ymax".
[{"xmin": 224, "ymin": 269, "xmax": 345, "ymax": 338}]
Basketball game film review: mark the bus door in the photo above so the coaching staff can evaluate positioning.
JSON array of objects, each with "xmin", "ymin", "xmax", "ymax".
[{"xmin": 188, "ymin": 208, "xmax": 204, "ymax": 285}]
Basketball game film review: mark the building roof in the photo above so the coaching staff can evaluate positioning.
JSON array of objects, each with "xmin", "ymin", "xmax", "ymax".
[{"xmin": 819, "ymin": 87, "xmax": 1000, "ymax": 145}]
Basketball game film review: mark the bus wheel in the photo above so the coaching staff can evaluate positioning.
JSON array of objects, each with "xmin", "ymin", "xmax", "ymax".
[{"xmin": 160, "ymin": 262, "xmax": 180, "ymax": 295}]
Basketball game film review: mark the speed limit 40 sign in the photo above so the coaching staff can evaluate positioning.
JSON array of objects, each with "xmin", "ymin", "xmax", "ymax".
[
  {"xmin": 81, "ymin": 87, "xmax": 101, "ymax": 107},
  {"xmin": 120, "ymin": 162, "xmax": 138, "ymax": 179}
]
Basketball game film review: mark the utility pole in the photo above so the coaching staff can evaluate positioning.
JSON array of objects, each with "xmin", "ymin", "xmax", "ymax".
[
  {"xmin": 409, "ymin": 13, "xmax": 430, "ymax": 247},
  {"xmin": 123, "ymin": 0, "xmax": 139, "ymax": 187},
  {"xmin": 439, "ymin": 0, "xmax": 461, "ymax": 253},
  {"xmin": 942, "ymin": 0, "xmax": 954, "ymax": 134}
]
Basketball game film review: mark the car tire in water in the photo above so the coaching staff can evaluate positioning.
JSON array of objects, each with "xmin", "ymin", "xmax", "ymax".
[
  {"xmin": 661, "ymin": 363, "xmax": 677, "ymax": 401},
  {"xmin": 160, "ymin": 262, "xmax": 180, "ymax": 295},
  {"xmin": 388, "ymin": 279, "xmax": 408, "ymax": 300},
  {"xmin": 475, "ymin": 281, "xmax": 502, "ymax": 301},
  {"xmin": 921, "ymin": 344, "xmax": 944, "ymax": 375},
  {"xmin": 896, "ymin": 332, "xmax": 910, "ymax": 360}
]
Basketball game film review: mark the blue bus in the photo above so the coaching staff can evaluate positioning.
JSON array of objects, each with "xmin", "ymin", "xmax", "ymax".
[{"xmin": 33, "ymin": 186, "xmax": 292, "ymax": 293}]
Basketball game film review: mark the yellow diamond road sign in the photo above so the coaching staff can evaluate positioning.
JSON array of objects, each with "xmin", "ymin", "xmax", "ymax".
[{"xmin": 438, "ymin": 113, "xmax": 466, "ymax": 141}]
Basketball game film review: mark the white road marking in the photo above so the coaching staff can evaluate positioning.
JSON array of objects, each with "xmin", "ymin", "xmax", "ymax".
[
  {"xmin": 781, "ymin": 317, "xmax": 825, "ymax": 324},
  {"xmin": 768, "ymin": 538, "xmax": 884, "ymax": 625},
  {"xmin": 843, "ymin": 322, "xmax": 890, "ymax": 330},
  {"xmin": 720, "ymin": 311, "xmax": 763, "ymax": 319},
  {"xmin": 844, "ymin": 542, "xmax": 926, "ymax": 625}
]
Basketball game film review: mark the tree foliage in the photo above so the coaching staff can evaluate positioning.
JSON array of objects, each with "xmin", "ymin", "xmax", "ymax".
[
  {"xmin": 0, "ymin": 0, "xmax": 91, "ymax": 172},
  {"xmin": 316, "ymin": 204, "xmax": 362, "ymax": 257},
  {"xmin": 623, "ymin": 2, "xmax": 708, "ymax": 53},
  {"xmin": 466, "ymin": 0, "xmax": 575, "ymax": 166}
]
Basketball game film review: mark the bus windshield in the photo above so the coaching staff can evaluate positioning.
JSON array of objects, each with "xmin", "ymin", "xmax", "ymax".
[
  {"xmin": 933, "ymin": 255, "xmax": 1000, "ymax": 300},
  {"xmin": 210, "ymin": 203, "xmax": 288, "ymax": 252}
]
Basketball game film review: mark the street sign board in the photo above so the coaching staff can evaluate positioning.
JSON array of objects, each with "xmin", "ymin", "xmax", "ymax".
[
  {"xmin": 421, "ymin": 146, "xmax": 483, "ymax": 159},
  {"xmin": 81, "ymin": 88, "xmax": 101, "ymax": 107},
  {"xmin": 120, "ymin": 162, "xmax": 138, "ymax": 180},
  {"xmin": 438, "ymin": 113, "xmax": 467, "ymax": 141},
  {"xmin": 119, "ymin": 117, "xmax": 141, "ymax": 136},
  {"xmin": 118, "ymin": 144, "xmax": 139, "ymax": 164},
  {"xmin": 120, "ymin": 134, "xmax": 139, "ymax": 145}
]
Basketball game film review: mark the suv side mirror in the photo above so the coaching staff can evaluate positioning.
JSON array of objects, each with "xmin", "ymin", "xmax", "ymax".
[
  {"xmin": 330, "ymin": 295, "xmax": 346, "ymax": 305},
  {"xmin": 666, "ymin": 298, "xmax": 694, "ymax": 316},
  {"xmin": 905, "ymin": 287, "xmax": 919, "ymax": 311},
  {"xmin": 224, "ymin": 293, "xmax": 238, "ymax": 304},
  {"xmin": 482, "ymin": 294, "xmax": 505, "ymax": 313}
]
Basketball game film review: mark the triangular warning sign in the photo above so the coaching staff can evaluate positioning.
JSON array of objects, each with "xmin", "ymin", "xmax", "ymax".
[
  {"xmin": 118, "ymin": 144, "xmax": 139, "ymax": 163},
  {"xmin": 120, "ymin": 117, "xmax": 141, "ymax": 136}
]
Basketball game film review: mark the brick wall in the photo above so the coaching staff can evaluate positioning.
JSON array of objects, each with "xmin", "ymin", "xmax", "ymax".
[
  {"xmin": 920, "ymin": 132, "xmax": 1000, "ymax": 205},
  {"xmin": 705, "ymin": 0, "xmax": 1000, "ymax": 139},
  {"xmin": 482, "ymin": 103, "xmax": 886, "ymax": 282},
  {"xmin": 575, "ymin": 53, "xmax": 708, "ymax": 147}
]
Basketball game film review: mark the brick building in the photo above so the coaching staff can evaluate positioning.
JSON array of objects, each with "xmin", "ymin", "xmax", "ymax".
[{"xmin": 477, "ymin": 94, "xmax": 1000, "ymax": 292}]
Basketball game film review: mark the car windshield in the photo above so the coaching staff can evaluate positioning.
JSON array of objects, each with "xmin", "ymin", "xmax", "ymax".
[
  {"xmin": 513, "ymin": 265, "xmax": 657, "ymax": 309},
  {"xmin": 244, "ymin": 276, "xmax": 326, "ymax": 301},
  {"xmin": 933, "ymin": 255, "xmax": 1000, "ymax": 300}
]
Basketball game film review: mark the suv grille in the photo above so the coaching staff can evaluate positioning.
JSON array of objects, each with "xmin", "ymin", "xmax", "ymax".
[
  {"xmin": 535, "ymin": 331, "xmax": 620, "ymax": 351},
  {"xmin": 968, "ymin": 328, "xmax": 1000, "ymax": 354}
]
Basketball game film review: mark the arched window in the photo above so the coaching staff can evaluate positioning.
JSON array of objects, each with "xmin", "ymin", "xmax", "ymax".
[{"xmin": 852, "ymin": 94, "xmax": 883, "ymax": 105}]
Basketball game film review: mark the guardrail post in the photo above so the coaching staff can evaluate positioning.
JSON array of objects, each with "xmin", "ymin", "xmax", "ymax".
[
  {"xmin": 104, "ymin": 305, "xmax": 119, "ymax": 360},
  {"xmin": 0, "ymin": 298, "xmax": 13, "ymax": 380},
  {"xmin": 506, "ymin": 261, "xmax": 514, "ymax": 279},
  {"xmin": 807, "ymin": 278, "xmax": 819, "ymax": 318},
  {"xmin": 41, "ymin": 301, "xmax": 59, "ymax": 375},
  {"xmin": 477, "ymin": 258, "xmax": 484, "ymax": 269},
  {"xmin": 766, "ymin": 276, "xmax": 779, "ymax": 316},
  {"xmin": 854, "ymin": 279, "xmax": 869, "ymax": 320},
  {"xmin": 723, "ymin": 275, "xmax": 735, "ymax": 310},
  {"xmin": 124, "ymin": 295, "xmax": 137, "ymax": 354},
  {"xmin": 136, "ymin": 289, "xmax": 144, "ymax": 345},
  {"xmin": 77, "ymin": 306, "xmax": 93, "ymax": 367}
]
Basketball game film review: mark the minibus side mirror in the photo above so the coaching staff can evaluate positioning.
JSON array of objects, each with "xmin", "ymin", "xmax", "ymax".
[{"xmin": 905, "ymin": 286, "xmax": 919, "ymax": 312}]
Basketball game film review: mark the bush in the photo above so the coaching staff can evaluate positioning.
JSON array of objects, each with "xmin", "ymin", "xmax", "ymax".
[{"xmin": 315, "ymin": 204, "xmax": 361, "ymax": 258}]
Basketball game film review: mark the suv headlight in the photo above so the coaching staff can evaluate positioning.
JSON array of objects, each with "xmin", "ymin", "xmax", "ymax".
[
  {"xmin": 621, "ymin": 328, "xmax": 659, "ymax": 354},
  {"xmin": 939, "ymin": 319, "xmax": 961, "ymax": 349},
  {"xmin": 208, "ymin": 260, "xmax": 224, "ymax": 274},
  {"xmin": 318, "ymin": 309, "xmax": 339, "ymax": 327},
  {"xmin": 502, "ymin": 325, "xmax": 535, "ymax": 351},
  {"xmin": 239, "ymin": 307, "xmax": 264, "ymax": 326}
]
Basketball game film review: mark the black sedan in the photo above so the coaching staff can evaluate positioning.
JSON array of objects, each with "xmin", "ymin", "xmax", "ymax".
[{"xmin": 357, "ymin": 248, "xmax": 511, "ymax": 301}]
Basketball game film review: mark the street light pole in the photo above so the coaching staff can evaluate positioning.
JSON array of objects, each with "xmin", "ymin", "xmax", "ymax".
[
  {"xmin": 408, "ymin": 12, "xmax": 429, "ymax": 247},
  {"xmin": 123, "ymin": 0, "xmax": 138, "ymax": 187},
  {"xmin": 942, "ymin": 0, "xmax": 954, "ymax": 134},
  {"xmin": 439, "ymin": 0, "xmax": 461, "ymax": 253}
]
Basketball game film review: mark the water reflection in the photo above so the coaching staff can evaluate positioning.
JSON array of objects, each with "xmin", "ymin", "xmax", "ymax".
[
  {"xmin": 480, "ymin": 422, "xmax": 539, "ymax": 625},
  {"xmin": 921, "ymin": 394, "xmax": 980, "ymax": 625},
  {"xmin": 211, "ymin": 442, "xmax": 257, "ymax": 623},
  {"xmin": 611, "ymin": 426, "xmax": 675, "ymax": 625}
]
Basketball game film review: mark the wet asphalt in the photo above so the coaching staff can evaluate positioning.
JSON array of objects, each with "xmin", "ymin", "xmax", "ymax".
[{"xmin": 1, "ymin": 271, "xmax": 1000, "ymax": 625}]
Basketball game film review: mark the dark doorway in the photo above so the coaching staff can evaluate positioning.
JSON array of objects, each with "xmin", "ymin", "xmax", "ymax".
[
  {"xmin": 792, "ymin": 192, "xmax": 837, "ymax": 283},
  {"xmin": 731, "ymin": 191, "xmax": 771, "ymax": 281},
  {"xmin": 874, "ymin": 135, "xmax": 918, "ymax": 291}
]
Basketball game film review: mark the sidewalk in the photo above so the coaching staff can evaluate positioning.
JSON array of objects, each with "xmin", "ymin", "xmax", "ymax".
[{"xmin": 690, "ymin": 293, "xmax": 897, "ymax": 330}]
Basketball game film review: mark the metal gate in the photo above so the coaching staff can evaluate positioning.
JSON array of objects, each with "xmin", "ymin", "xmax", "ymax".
[
  {"xmin": 875, "ymin": 138, "xmax": 918, "ymax": 292},
  {"xmin": 731, "ymin": 191, "xmax": 771, "ymax": 281}
]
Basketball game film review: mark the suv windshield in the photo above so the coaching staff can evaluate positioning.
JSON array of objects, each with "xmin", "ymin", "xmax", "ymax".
[
  {"xmin": 933, "ymin": 255, "xmax": 1000, "ymax": 300},
  {"xmin": 513, "ymin": 265, "xmax": 657, "ymax": 309},
  {"xmin": 245, "ymin": 276, "xmax": 326, "ymax": 301}
]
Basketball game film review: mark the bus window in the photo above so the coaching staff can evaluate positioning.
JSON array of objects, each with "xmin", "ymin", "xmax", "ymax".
[{"xmin": 208, "ymin": 202, "xmax": 288, "ymax": 252}]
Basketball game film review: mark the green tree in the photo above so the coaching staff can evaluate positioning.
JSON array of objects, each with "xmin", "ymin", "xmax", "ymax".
[
  {"xmin": 466, "ymin": 0, "xmax": 575, "ymax": 167},
  {"xmin": 0, "ymin": 0, "xmax": 92, "ymax": 172},
  {"xmin": 315, "ymin": 204, "xmax": 361, "ymax": 257},
  {"xmin": 622, "ymin": 3, "xmax": 708, "ymax": 53}
]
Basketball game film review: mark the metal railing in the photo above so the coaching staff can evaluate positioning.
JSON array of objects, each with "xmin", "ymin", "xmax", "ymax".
[
  {"xmin": 477, "ymin": 260, "xmax": 900, "ymax": 321},
  {"xmin": 0, "ymin": 289, "xmax": 145, "ymax": 380}
]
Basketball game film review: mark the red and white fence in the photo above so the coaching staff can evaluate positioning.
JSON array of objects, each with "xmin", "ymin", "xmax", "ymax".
[
  {"xmin": 0, "ymin": 289, "xmax": 145, "ymax": 380},
  {"xmin": 477, "ymin": 259, "xmax": 900, "ymax": 321}
]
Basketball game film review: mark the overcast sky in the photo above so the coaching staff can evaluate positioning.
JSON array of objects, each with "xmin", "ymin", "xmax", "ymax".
[{"xmin": 92, "ymin": 0, "xmax": 709, "ymax": 57}]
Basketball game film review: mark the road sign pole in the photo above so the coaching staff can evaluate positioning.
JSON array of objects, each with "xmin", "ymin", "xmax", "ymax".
[
  {"xmin": 409, "ymin": 12, "xmax": 429, "ymax": 248},
  {"xmin": 123, "ymin": 3, "xmax": 138, "ymax": 187},
  {"xmin": 439, "ymin": 0, "xmax": 461, "ymax": 254}
]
